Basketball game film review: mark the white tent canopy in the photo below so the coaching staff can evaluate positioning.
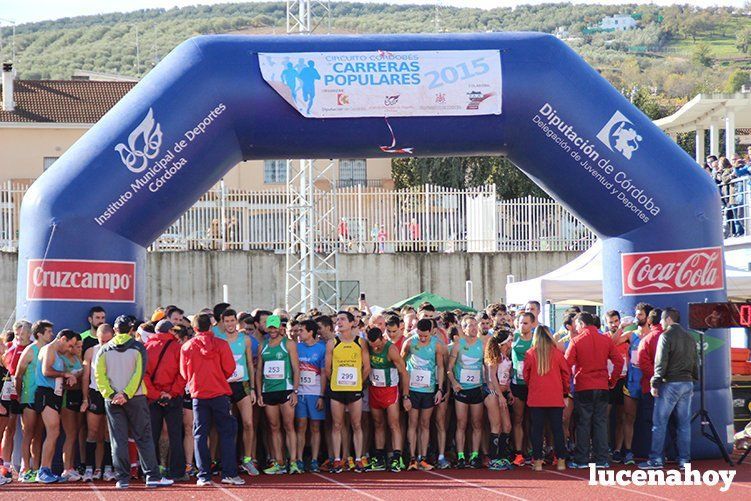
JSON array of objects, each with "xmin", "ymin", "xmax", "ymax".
[{"xmin": 506, "ymin": 240, "xmax": 751, "ymax": 306}]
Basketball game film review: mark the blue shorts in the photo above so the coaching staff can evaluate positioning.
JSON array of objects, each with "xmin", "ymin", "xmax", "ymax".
[
  {"xmin": 295, "ymin": 393, "xmax": 325, "ymax": 420},
  {"xmin": 624, "ymin": 378, "xmax": 642, "ymax": 399}
]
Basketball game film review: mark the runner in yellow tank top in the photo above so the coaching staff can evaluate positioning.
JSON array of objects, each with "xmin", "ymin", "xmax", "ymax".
[{"xmin": 324, "ymin": 311, "xmax": 370, "ymax": 473}]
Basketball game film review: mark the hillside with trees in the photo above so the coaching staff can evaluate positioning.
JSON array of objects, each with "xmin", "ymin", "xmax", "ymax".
[{"xmin": 2, "ymin": 1, "xmax": 750, "ymax": 195}]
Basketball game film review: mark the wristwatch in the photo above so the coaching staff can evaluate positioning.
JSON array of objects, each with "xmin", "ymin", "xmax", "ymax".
[
  {"xmin": 402, "ymin": 395, "xmax": 410, "ymax": 400},
  {"xmin": 294, "ymin": 389, "xmax": 299, "ymax": 394}
]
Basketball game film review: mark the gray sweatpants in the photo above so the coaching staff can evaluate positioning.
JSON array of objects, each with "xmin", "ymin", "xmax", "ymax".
[{"xmin": 105, "ymin": 395, "xmax": 159, "ymax": 482}]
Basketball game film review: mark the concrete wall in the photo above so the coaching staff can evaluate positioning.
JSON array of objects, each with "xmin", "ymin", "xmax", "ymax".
[{"xmin": 0, "ymin": 250, "xmax": 579, "ymax": 323}]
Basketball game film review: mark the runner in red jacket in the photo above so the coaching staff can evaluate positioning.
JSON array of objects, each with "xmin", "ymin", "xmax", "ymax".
[{"xmin": 638, "ymin": 309, "xmax": 664, "ymax": 395}]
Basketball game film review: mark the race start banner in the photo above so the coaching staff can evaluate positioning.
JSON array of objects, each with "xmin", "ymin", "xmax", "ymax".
[{"xmin": 258, "ymin": 50, "xmax": 502, "ymax": 118}]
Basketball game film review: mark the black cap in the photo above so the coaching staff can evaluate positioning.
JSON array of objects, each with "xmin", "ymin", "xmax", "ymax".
[{"xmin": 114, "ymin": 315, "xmax": 137, "ymax": 334}]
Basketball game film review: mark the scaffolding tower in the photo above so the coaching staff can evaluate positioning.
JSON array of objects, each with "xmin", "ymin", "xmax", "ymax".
[{"xmin": 284, "ymin": 1, "xmax": 338, "ymax": 313}]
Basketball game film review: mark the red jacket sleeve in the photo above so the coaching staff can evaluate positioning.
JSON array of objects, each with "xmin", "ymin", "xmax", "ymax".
[
  {"xmin": 523, "ymin": 350, "xmax": 533, "ymax": 384},
  {"xmin": 564, "ymin": 338, "xmax": 577, "ymax": 368},
  {"xmin": 220, "ymin": 341, "xmax": 235, "ymax": 379},
  {"xmin": 179, "ymin": 344, "xmax": 189, "ymax": 382},
  {"xmin": 142, "ymin": 344, "xmax": 158, "ymax": 400},
  {"xmin": 558, "ymin": 350, "xmax": 571, "ymax": 395},
  {"xmin": 637, "ymin": 335, "xmax": 651, "ymax": 375},
  {"xmin": 169, "ymin": 344, "xmax": 186, "ymax": 398},
  {"xmin": 607, "ymin": 338, "xmax": 624, "ymax": 387}
]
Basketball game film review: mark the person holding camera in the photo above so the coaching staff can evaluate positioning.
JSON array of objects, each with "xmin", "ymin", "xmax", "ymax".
[{"xmin": 143, "ymin": 319, "xmax": 186, "ymax": 481}]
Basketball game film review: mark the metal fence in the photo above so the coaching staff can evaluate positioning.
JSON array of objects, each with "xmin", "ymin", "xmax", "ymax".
[
  {"xmin": 721, "ymin": 176, "xmax": 751, "ymax": 240},
  {"xmin": 0, "ymin": 181, "xmax": 598, "ymax": 253}
]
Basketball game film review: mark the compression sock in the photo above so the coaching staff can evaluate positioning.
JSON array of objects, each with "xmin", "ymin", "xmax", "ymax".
[
  {"xmin": 490, "ymin": 433, "xmax": 501, "ymax": 460},
  {"xmin": 103, "ymin": 441, "xmax": 112, "ymax": 467},
  {"xmin": 85, "ymin": 440, "xmax": 97, "ymax": 468}
]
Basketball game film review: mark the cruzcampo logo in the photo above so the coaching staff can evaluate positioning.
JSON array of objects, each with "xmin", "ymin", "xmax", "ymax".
[{"xmin": 688, "ymin": 329, "xmax": 725, "ymax": 355}]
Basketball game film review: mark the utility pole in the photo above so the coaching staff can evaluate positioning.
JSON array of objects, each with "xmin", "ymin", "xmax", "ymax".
[{"xmin": 284, "ymin": 1, "xmax": 338, "ymax": 313}]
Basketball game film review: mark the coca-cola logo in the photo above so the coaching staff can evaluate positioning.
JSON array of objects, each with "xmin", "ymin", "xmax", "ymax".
[
  {"xmin": 26, "ymin": 259, "xmax": 136, "ymax": 302},
  {"xmin": 621, "ymin": 247, "xmax": 724, "ymax": 296}
]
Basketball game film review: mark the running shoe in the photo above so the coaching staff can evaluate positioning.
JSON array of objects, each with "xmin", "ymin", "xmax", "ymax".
[
  {"xmin": 362, "ymin": 456, "xmax": 370, "ymax": 469},
  {"xmin": 83, "ymin": 468, "xmax": 94, "ymax": 483},
  {"xmin": 241, "ymin": 457, "xmax": 260, "ymax": 476},
  {"xmin": 331, "ymin": 459, "xmax": 343, "ymax": 474},
  {"xmin": 186, "ymin": 464, "xmax": 198, "ymax": 477},
  {"xmin": 566, "ymin": 461, "xmax": 589, "ymax": 469},
  {"xmin": 93, "ymin": 468, "xmax": 102, "ymax": 480},
  {"xmin": 146, "ymin": 476, "xmax": 175, "ymax": 488},
  {"xmin": 487, "ymin": 459, "xmax": 502, "ymax": 471},
  {"xmin": 103, "ymin": 466, "xmax": 116, "ymax": 482},
  {"xmin": 211, "ymin": 460, "xmax": 221, "ymax": 476},
  {"xmin": 319, "ymin": 458, "xmax": 332, "ymax": 473},
  {"xmin": 61, "ymin": 469, "xmax": 82, "ymax": 482},
  {"xmin": 407, "ymin": 458, "xmax": 418, "ymax": 471},
  {"xmin": 512, "ymin": 454, "xmax": 525, "ymax": 467},
  {"xmin": 19, "ymin": 470, "xmax": 36, "ymax": 483},
  {"xmin": 36, "ymin": 467, "xmax": 59, "ymax": 484},
  {"xmin": 116, "ymin": 480, "xmax": 129, "ymax": 489},
  {"xmin": 623, "ymin": 451, "xmax": 635, "ymax": 465},
  {"xmin": 347, "ymin": 457, "xmax": 356, "ymax": 471},
  {"xmin": 637, "ymin": 459, "xmax": 664, "ymax": 470},
  {"xmin": 455, "ymin": 457, "xmax": 467, "ymax": 469},
  {"xmin": 498, "ymin": 459, "xmax": 514, "ymax": 471},
  {"xmin": 130, "ymin": 465, "xmax": 139, "ymax": 479},
  {"xmin": 0, "ymin": 465, "xmax": 11, "ymax": 478},
  {"xmin": 611, "ymin": 450, "xmax": 623, "ymax": 464},
  {"xmin": 197, "ymin": 477, "xmax": 213, "ymax": 487},
  {"xmin": 354, "ymin": 458, "xmax": 366, "ymax": 473},
  {"xmin": 309, "ymin": 459, "xmax": 320, "ymax": 473},
  {"xmin": 436, "ymin": 457, "xmax": 451, "ymax": 470},
  {"xmin": 389, "ymin": 457, "xmax": 403, "ymax": 472},
  {"xmin": 469, "ymin": 456, "xmax": 482, "ymax": 469},
  {"xmin": 221, "ymin": 476, "xmax": 246, "ymax": 485},
  {"xmin": 367, "ymin": 456, "xmax": 386, "ymax": 472},
  {"xmin": 418, "ymin": 459, "xmax": 433, "ymax": 471},
  {"xmin": 595, "ymin": 461, "xmax": 610, "ymax": 469},
  {"xmin": 0, "ymin": 476, "xmax": 11, "ymax": 486},
  {"xmin": 289, "ymin": 461, "xmax": 302, "ymax": 474},
  {"xmin": 264, "ymin": 461, "xmax": 287, "ymax": 475}
]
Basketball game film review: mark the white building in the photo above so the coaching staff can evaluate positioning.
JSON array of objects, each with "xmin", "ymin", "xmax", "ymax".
[{"xmin": 600, "ymin": 15, "xmax": 638, "ymax": 31}]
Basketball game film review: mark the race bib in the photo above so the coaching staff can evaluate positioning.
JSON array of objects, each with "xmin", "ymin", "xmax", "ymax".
[
  {"xmin": 336, "ymin": 366, "xmax": 358, "ymax": 387},
  {"xmin": 630, "ymin": 349, "xmax": 639, "ymax": 367},
  {"xmin": 300, "ymin": 370, "xmax": 320, "ymax": 387},
  {"xmin": 607, "ymin": 359, "xmax": 614, "ymax": 377},
  {"xmin": 498, "ymin": 360, "xmax": 511, "ymax": 386},
  {"xmin": 460, "ymin": 369, "xmax": 481, "ymax": 385},
  {"xmin": 1, "ymin": 378, "xmax": 14, "ymax": 400},
  {"xmin": 264, "ymin": 360, "xmax": 285, "ymax": 380},
  {"xmin": 370, "ymin": 368, "xmax": 387, "ymax": 387},
  {"xmin": 54, "ymin": 377, "xmax": 64, "ymax": 397},
  {"xmin": 410, "ymin": 369, "xmax": 431, "ymax": 388},
  {"xmin": 621, "ymin": 356, "xmax": 628, "ymax": 377},
  {"xmin": 515, "ymin": 361, "xmax": 525, "ymax": 382},
  {"xmin": 228, "ymin": 362, "xmax": 245, "ymax": 383}
]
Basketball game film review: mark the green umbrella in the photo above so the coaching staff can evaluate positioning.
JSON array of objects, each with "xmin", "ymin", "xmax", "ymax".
[{"xmin": 389, "ymin": 292, "xmax": 476, "ymax": 313}]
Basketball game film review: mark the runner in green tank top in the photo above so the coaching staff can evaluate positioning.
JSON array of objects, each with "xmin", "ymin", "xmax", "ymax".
[
  {"xmin": 365, "ymin": 327, "xmax": 411, "ymax": 472},
  {"xmin": 447, "ymin": 316, "xmax": 489, "ymax": 469},
  {"xmin": 14, "ymin": 320, "xmax": 55, "ymax": 481},
  {"xmin": 510, "ymin": 311, "xmax": 535, "ymax": 467},
  {"xmin": 255, "ymin": 315, "xmax": 300, "ymax": 475},
  {"xmin": 401, "ymin": 318, "xmax": 446, "ymax": 471}
]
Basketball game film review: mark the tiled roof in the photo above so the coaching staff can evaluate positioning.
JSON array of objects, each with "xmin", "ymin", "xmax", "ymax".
[{"xmin": 0, "ymin": 80, "xmax": 136, "ymax": 123}]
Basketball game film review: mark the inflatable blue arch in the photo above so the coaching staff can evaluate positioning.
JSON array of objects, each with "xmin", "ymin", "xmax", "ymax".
[{"xmin": 16, "ymin": 33, "xmax": 731, "ymax": 458}]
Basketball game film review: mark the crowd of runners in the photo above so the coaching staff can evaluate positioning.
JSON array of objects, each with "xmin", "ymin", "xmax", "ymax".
[{"xmin": 0, "ymin": 299, "xmax": 692, "ymax": 488}]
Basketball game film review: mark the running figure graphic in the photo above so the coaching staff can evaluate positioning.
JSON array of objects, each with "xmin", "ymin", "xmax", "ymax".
[
  {"xmin": 281, "ymin": 62, "xmax": 299, "ymax": 103},
  {"xmin": 297, "ymin": 60, "xmax": 321, "ymax": 115}
]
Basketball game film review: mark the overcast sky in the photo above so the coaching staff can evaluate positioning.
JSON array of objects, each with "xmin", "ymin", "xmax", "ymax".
[{"xmin": 1, "ymin": 0, "xmax": 747, "ymax": 25}]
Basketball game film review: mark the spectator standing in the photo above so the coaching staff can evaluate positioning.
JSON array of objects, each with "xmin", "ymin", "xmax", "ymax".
[
  {"xmin": 565, "ymin": 312, "xmax": 623, "ymax": 469},
  {"xmin": 95, "ymin": 316, "xmax": 173, "ymax": 489},
  {"xmin": 639, "ymin": 308, "xmax": 698, "ymax": 470},
  {"xmin": 180, "ymin": 313, "xmax": 243, "ymax": 486},
  {"xmin": 523, "ymin": 325, "xmax": 570, "ymax": 471},
  {"xmin": 143, "ymin": 320, "xmax": 186, "ymax": 481}
]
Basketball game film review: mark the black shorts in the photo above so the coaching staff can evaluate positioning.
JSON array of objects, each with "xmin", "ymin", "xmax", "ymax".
[
  {"xmin": 229, "ymin": 381, "xmax": 250, "ymax": 404},
  {"xmin": 10, "ymin": 399, "xmax": 22, "ymax": 415},
  {"xmin": 408, "ymin": 390, "xmax": 435, "ymax": 410},
  {"xmin": 454, "ymin": 386, "xmax": 487, "ymax": 405},
  {"xmin": 326, "ymin": 387, "xmax": 362, "ymax": 405},
  {"xmin": 609, "ymin": 379, "xmax": 625, "ymax": 405},
  {"xmin": 183, "ymin": 393, "xmax": 193, "ymax": 410},
  {"xmin": 0, "ymin": 399, "xmax": 9, "ymax": 416},
  {"xmin": 64, "ymin": 390, "xmax": 83, "ymax": 412},
  {"xmin": 262, "ymin": 390, "xmax": 293, "ymax": 406},
  {"xmin": 34, "ymin": 387, "xmax": 62, "ymax": 413},
  {"xmin": 88, "ymin": 389, "xmax": 105, "ymax": 415},
  {"xmin": 510, "ymin": 383, "xmax": 528, "ymax": 402}
]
